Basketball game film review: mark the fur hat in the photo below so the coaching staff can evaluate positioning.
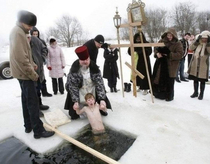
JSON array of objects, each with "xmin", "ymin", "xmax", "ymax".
[
  {"xmin": 17, "ymin": 10, "xmax": 37, "ymax": 26},
  {"xmin": 75, "ymin": 46, "xmax": 89, "ymax": 60},
  {"xmin": 201, "ymin": 30, "xmax": 210, "ymax": 38},
  {"xmin": 94, "ymin": 35, "xmax": 104, "ymax": 44}
]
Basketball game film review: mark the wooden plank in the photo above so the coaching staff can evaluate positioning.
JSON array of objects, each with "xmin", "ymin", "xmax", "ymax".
[
  {"xmin": 111, "ymin": 43, "xmax": 164, "ymax": 48},
  {"xmin": 125, "ymin": 62, "xmax": 144, "ymax": 79},
  {"xmin": 43, "ymin": 123, "xmax": 120, "ymax": 164}
]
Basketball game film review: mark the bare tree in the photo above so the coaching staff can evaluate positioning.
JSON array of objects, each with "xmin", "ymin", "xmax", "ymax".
[
  {"xmin": 45, "ymin": 27, "xmax": 60, "ymax": 42},
  {"xmin": 144, "ymin": 8, "xmax": 168, "ymax": 42},
  {"xmin": 46, "ymin": 15, "xmax": 83, "ymax": 47},
  {"xmin": 55, "ymin": 15, "xmax": 83, "ymax": 47},
  {"xmin": 172, "ymin": 2, "xmax": 196, "ymax": 35},
  {"xmin": 197, "ymin": 11, "xmax": 210, "ymax": 32}
]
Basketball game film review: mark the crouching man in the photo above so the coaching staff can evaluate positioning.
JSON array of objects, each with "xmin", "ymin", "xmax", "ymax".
[{"xmin": 64, "ymin": 46, "xmax": 112, "ymax": 120}]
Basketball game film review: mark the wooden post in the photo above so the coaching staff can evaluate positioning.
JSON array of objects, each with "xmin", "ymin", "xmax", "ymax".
[
  {"xmin": 43, "ymin": 123, "xmax": 120, "ymax": 164},
  {"xmin": 138, "ymin": 28, "xmax": 154, "ymax": 103},
  {"xmin": 128, "ymin": 10, "xmax": 137, "ymax": 97},
  {"xmin": 116, "ymin": 27, "xmax": 124, "ymax": 97}
]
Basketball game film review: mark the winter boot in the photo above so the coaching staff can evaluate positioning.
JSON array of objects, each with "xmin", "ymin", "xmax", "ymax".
[
  {"xmin": 126, "ymin": 83, "xmax": 131, "ymax": 92},
  {"xmin": 190, "ymin": 81, "xmax": 198, "ymax": 98},
  {"xmin": 39, "ymin": 97, "xmax": 49, "ymax": 110},
  {"xmin": 124, "ymin": 83, "xmax": 128, "ymax": 92},
  {"xmin": 41, "ymin": 80, "xmax": 52, "ymax": 97},
  {"xmin": 113, "ymin": 87, "xmax": 117, "ymax": 92},
  {"xmin": 198, "ymin": 82, "xmax": 205, "ymax": 100}
]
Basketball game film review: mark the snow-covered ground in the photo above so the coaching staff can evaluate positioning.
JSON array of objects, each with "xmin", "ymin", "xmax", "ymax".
[{"xmin": 0, "ymin": 42, "xmax": 210, "ymax": 164}]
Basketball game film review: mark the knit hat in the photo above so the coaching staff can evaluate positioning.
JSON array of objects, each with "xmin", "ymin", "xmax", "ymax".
[
  {"xmin": 201, "ymin": 30, "xmax": 210, "ymax": 38},
  {"xmin": 75, "ymin": 46, "xmax": 89, "ymax": 60},
  {"xmin": 17, "ymin": 10, "xmax": 37, "ymax": 26},
  {"xmin": 94, "ymin": 35, "xmax": 104, "ymax": 44}
]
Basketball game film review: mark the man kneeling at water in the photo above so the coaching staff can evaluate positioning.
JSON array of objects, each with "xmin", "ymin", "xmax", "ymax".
[{"xmin": 74, "ymin": 93, "xmax": 106, "ymax": 134}]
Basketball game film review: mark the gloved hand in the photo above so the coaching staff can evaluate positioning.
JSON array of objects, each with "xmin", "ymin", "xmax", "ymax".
[
  {"xmin": 196, "ymin": 35, "xmax": 202, "ymax": 43},
  {"xmin": 47, "ymin": 66, "xmax": 52, "ymax": 70},
  {"xmin": 101, "ymin": 43, "xmax": 109, "ymax": 49}
]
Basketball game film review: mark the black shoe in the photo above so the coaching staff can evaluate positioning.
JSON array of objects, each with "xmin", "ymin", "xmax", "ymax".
[
  {"xmin": 113, "ymin": 87, "xmax": 117, "ymax": 92},
  {"xmin": 25, "ymin": 128, "xmax": 32, "ymax": 133},
  {"xmin": 190, "ymin": 92, "xmax": 198, "ymax": 98},
  {"xmin": 100, "ymin": 110, "xmax": 108, "ymax": 116},
  {"xmin": 60, "ymin": 91, "xmax": 64, "ymax": 94},
  {"xmin": 181, "ymin": 78, "xmax": 189, "ymax": 82},
  {"xmin": 165, "ymin": 97, "xmax": 174, "ymax": 101},
  {"xmin": 54, "ymin": 92, "xmax": 57, "ymax": 95},
  {"xmin": 34, "ymin": 130, "xmax": 55, "ymax": 139},
  {"xmin": 39, "ymin": 111, "xmax": 44, "ymax": 117},
  {"xmin": 198, "ymin": 94, "xmax": 203, "ymax": 100},
  {"xmin": 176, "ymin": 79, "xmax": 181, "ymax": 83},
  {"xmin": 42, "ymin": 92, "xmax": 52, "ymax": 97},
  {"xmin": 40, "ymin": 104, "xmax": 49, "ymax": 110},
  {"xmin": 110, "ymin": 88, "xmax": 114, "ymax": 93}
]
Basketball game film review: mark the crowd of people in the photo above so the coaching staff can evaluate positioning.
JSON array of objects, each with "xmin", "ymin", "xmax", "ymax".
[{"xmin": 9, "ymin": 10, "xmax": 210, "ymax": 139}]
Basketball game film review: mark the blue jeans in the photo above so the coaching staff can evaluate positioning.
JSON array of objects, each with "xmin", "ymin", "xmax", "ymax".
[
  {"xmin": 18, "ymin": 79, "xmax": 44, "ymax": 134},
  {"xmin": 176, "ymin": 58, "xmax": 186, "ymax": 80}
]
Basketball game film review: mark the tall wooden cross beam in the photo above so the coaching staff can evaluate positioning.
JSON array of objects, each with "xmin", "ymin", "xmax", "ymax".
[{"xmin": 112, "ymin": 0, "xmax": 164, "ymax": 103}]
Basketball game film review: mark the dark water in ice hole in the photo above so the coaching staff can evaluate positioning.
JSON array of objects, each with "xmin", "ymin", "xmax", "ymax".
[{"xmin": 0, "ymin": 125, "xmax": 136, "ymax": 164}]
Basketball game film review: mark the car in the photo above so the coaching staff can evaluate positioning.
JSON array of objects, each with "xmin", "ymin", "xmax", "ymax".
[
  {"xmin": 0, "ymin": 45, "xmax": 13, "ymax": 80},
  {"xmin": 0, "ymin": 61, "xmax": 12, "ymax": 79}
]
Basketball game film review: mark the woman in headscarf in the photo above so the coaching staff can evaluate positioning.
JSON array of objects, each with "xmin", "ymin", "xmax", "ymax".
[
  {"xmin": 188, "ymin": 30, "xmax": 210, "ymax": 100},
  {"xmin": 152, "ymin": 28, "xmax": 183, "ymax": 101},
  {"xmin": 127, "ymin": 32, "xmax": 152, "ymax": 95}
]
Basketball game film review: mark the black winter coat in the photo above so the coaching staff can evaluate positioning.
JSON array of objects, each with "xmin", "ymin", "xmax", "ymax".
[
  {"xmin": 128, "ymin": 33, "xmax": 152, "ymax": 89},
  {"xmin": 103, "ymin": 48, "xmax": 119, "ymax": 79},
  {"xmin": 83, "ymin": 39, "xmax": 98, "ymax": 63}
]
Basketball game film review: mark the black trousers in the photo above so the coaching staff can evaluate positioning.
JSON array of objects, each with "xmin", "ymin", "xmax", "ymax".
[
  {"xmin": 107, "ymin": 74, "xmax": 117, "ymax": 88},
  {"xmin": 52, "ymin": 77, "xmax": 64, "ymax": 94},
  {"xmin": 166, "ymin": 77, "xmax": 175, "ymax": 99},
  {"xmin": 18, "ymin": 79, "xmax": 44, "ymax": 134}
]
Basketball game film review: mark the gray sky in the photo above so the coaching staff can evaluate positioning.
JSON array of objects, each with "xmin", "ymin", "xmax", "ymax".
[{"xmin": 0, "ymin": 0, "xmax": 209, "ymax": 44}]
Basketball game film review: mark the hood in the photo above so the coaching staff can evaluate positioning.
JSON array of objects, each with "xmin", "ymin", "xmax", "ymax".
[
  {"xmin": 200, "ymin": 30, "xmax": 210, "ymax": 38},
  {"xmin": 161, "ymin": 28, "xmax": 178, "ymax": 42},
  {"xmin": 30, "ymin": 26, "xmax": 40, "ymax": 38},
  {"xmin": 49, "ymin": 36, "xmax": 56, "ymax": 42},
  {"xmin": 133, "ymin": 32, "xmax": 147, "ymax": 43}
]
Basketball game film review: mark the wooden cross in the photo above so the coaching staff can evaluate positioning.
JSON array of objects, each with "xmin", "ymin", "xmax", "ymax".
[{"xmin": 111, "ymin": 1, "xmax": 164, "ymax": 103}]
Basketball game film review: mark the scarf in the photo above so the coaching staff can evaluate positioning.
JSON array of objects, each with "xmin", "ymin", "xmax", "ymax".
[{"xmin": 194, "ymin": 43, "xmax": 207, "ymax": 58}]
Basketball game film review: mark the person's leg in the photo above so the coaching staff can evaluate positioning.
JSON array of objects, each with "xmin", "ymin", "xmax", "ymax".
[
  {"xmin": 166, "ymin": 77, "xmax": 175, "ymax": 101},
  {"xmin": 113, "ymin": 75, "xmax": 117, "ymax": 92},
  {"xmin": 41, "ymin": 79, "xmax": 52, "ymax": 97},
  {"xmin": 18, "ymin": 80, "xmax": 32, "ymax": 132},
  {"xmin": 198, "ymin": 81, "xmax": 205, "ymax": 100},
  {"xmin": 52, "ymin": 78, "xmax": 58, "ymax": 94},
  {"xmin": 190, "ymin": 80, "xmax": 199, "ymax": 98},
  {"xmin": 58, "ymin": 77, "xmax": 64, "ymax": 94},
  {"xmin": 18, "ymin": 80, "xmax": 44, "ymax": 134},
  {"xmin": 108, "ymin": 78, "xmax": 113, "ymax": 92},
  {"xmin": 37, "ymin": 80, "xmax": 49, "ymax": 111}
]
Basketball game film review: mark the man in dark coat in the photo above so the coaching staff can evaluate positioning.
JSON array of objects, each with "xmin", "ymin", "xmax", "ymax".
[
  {"xmin": 27, "ymin": 34, "xmax": 50, "ymax": 114},
  {"xmin": 176, "ymin": 33, "xmax": 191, "ymax": 82},
  {"xmin": 30, "ymin": 27, "xmax": 53, "ymax": 97},
  {"xmin": 103, "ymin": 44, "xmax": 119, "ymax": 92},
  {"xmin": 64, "ymin": 46, "xmax": 112, "ymax": 120},
  {"xmin": 83, "ymin": 34, "xmax": 105, "ymax": 64}
]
